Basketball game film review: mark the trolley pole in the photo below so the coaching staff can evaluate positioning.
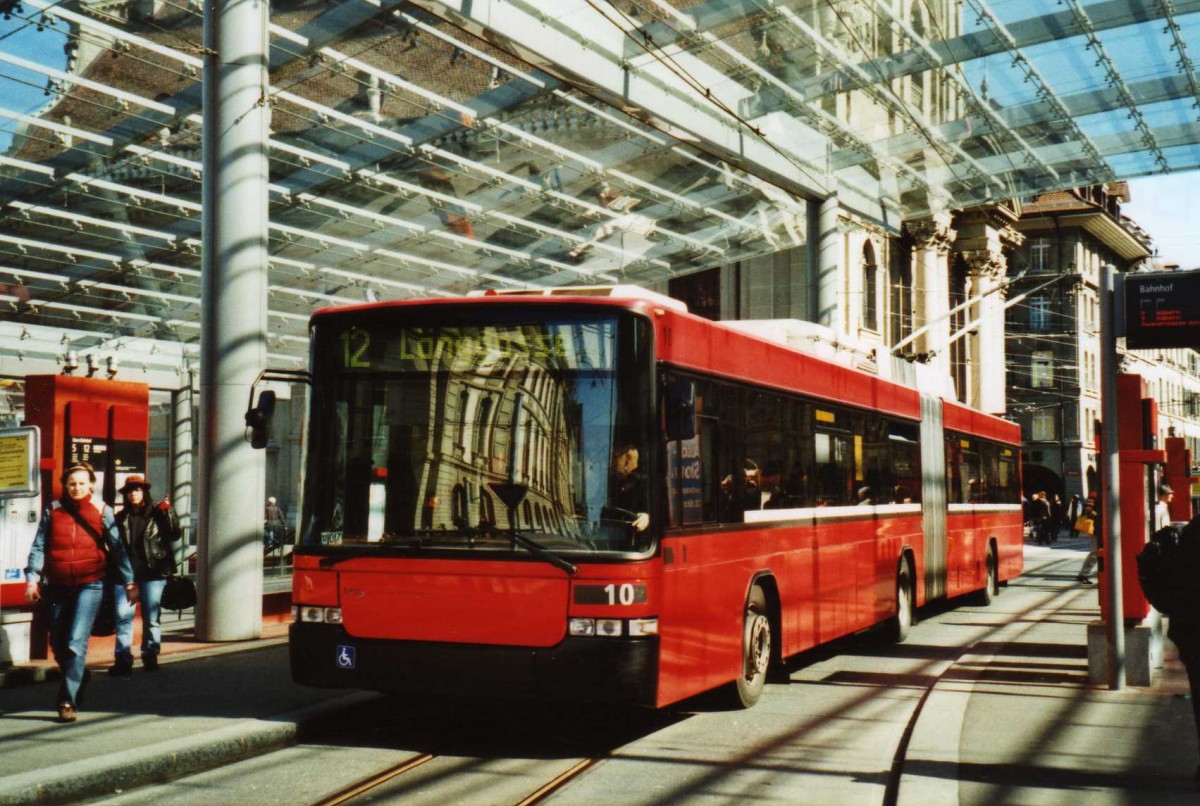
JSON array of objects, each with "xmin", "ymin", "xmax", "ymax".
[{"xmin": 1099, "ymin": 263, "xmax": 1125, "ymax": 690}]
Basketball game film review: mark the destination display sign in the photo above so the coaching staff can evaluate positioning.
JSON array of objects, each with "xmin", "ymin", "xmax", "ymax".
[{"xmin": 1124, "ymin": 269, "xmax": 1200, "ymax": 349}]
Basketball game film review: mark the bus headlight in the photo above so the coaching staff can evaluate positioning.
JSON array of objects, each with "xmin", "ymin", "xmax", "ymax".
[
  {"xmin": 569, "ymin": 617, "xmax": 655, "ymax": 637},
  {"xmin": 595, "ymin": 619, "xmax": 623, "ymax": 637},
  {"xmin": 628, "ymin": 618, "xmax": 658, "ymax": 636},
  {"xmin": 294, "ymin": 605, "xmax": 342, "ymax": 624}
]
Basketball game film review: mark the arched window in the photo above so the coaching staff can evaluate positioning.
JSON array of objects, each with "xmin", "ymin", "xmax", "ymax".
[
  {"xmin": 474, "ymin": 396, "xmax": 493, "ymax": 460},
  {"xmin": 522, "ymin": 417, "xmax": 534, "ymax": 482},
  {"xmin": 480, "ymin": 491, "xmax": 496, "ymax": 529},
  {"xmin": 458, "ymin": 390, "xmax": 471, "ymax": 456},
  {"xmin": 889, "ymin": 235, "xmax": 914, "ymax": 345},
  {"xmin": 862, "ymin": 241, "xmax": 879, "ymax": 332},
  {"xmin": 451, "ymin": 483, "xmax": 468, "ymax": 529},
  {"xmin": 950, "ymin": 255, "xmax": 970, "ymax": 397}
]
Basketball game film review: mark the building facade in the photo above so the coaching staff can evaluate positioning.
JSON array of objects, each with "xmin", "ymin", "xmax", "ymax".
[{"xmin": 1005, "ymin": 185, "xmax": 1200, "ymax": 501}]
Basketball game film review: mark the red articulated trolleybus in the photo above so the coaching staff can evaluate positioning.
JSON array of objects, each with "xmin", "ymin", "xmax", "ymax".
[{"xmin": 254, "ymin": 286, "xmax": 1022, "ymax": 709}]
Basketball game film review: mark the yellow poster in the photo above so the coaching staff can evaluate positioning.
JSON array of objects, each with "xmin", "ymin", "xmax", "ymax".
[{"xmin": 0, "ymin": 427, "xmax": 38, "ymax": 497}]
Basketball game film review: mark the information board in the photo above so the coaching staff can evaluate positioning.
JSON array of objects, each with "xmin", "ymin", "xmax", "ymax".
[
  {"xmin": 1124, "ymin": 269, "xmax": 1200, "ymax": 349},
  {"xmin": 0, "ymin": 426, "xmax": 39, "ymax": 498}
]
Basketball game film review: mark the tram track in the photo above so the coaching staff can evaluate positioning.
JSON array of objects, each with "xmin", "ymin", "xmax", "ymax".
[
  {"xmin": 881, "ymin": 552, "xmax": 1093, "ymax": 805},
  {"xmin": 310, "ymin": 753, "xmax": 602, "ymax": 806},
  {"xmin": 313, "ymin": 753, "xmax": 436, "ymax": 806}
]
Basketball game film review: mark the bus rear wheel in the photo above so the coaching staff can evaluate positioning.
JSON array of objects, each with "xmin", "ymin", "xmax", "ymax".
[
  {"xmin": 733, "ymin": 585, "xmax": 771, "ymax": 708},
  {"xmin": 976, "ymin": 544, "xmax": 998, "ymax": 606},
  {"xmin": 889, "ymin": 561, "xmax": 914, "ymax": 643}
]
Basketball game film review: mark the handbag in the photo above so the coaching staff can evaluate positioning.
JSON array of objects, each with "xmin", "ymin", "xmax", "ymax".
[
  {"xmin": 162, "ymin": 575, "xmax": 196, "ymax": 612},
  {"xmin": 91, "ymin": 583, "xmax": 117, "ymax": 637},
  {"xmin": 1073, "ymin": 515, "xmax": 1094, "ymax": 536}
]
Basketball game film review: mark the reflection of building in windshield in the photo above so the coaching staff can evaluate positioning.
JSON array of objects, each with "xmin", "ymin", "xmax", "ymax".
[
  {"xmin": 312, "ymin": 318, "xmax": 633, "ymax": 546},
  {"xmin": 409, "ymin": 322, "xmax": 618, "ymax": 539}
]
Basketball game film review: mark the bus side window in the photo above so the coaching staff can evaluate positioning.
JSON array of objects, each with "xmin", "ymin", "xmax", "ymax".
[
  {"xmin": 699, "ymin": 416, "xmax": 720, "ymax": 522},
  {"xmin": 814, "ymin": 430, "xmax": 853, "ymax": 506}
]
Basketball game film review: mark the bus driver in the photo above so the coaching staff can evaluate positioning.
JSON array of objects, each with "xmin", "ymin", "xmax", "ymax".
[{"xmin": 606, "ymin": 441, "xmax": 650, "ymax": 532}]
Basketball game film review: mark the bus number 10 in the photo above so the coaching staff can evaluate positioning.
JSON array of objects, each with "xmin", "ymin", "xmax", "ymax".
[{"xmin": 605, "ymin": 583, "xmax": 637, "ymax": 606}]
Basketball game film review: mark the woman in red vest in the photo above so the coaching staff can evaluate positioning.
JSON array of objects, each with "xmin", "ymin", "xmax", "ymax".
[{"xmin": 24, "ymin": 461, "xmax": 136, "ymax": 723}]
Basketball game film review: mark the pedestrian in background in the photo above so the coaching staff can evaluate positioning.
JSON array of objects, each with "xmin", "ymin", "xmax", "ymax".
[
  {"xmin": 24, "ymin": 462, "xmax": 137, "ymax": 723},
  {"xmin": 110, "ymin": 476, "xmax": 181, "ymax": 676},
  {"xmin": 264, "ymin": 496, "xmax": 286, "ymax": 551},
  {"xmin": 1156, "ymin": 483, "xmax": 1175, "ymax": 531},
  {"xmin": 1030, "ymin": 491, "xmax": 1051, "ymax": 545},
  {"xmin": 1075, "ymin": 498, "xmax": 1099, "ymax": 583}
]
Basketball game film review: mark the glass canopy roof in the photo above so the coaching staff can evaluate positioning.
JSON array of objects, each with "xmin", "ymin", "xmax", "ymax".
[{"xmin": 1, "ymin": 0, "xmax": 1198, "ymax": 382}]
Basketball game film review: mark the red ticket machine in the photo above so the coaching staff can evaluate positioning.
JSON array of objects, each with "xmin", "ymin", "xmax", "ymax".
[{"xmin": 23, "ymin": 375, "xmax": 149, "ymax": 506}]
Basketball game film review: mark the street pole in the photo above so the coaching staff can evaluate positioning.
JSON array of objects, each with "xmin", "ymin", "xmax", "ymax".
[{"xmin": 1099, "ymin": 263, "xmax": 1124, "ymax": 689}]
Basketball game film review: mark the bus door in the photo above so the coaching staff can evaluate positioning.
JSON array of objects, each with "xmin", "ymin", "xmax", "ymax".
[{"xmin": 919, "ymin": 394, "xmax": 947, "ymax": 602}]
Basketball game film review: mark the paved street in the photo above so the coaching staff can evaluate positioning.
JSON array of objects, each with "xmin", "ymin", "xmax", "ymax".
[{"xmin": 2, "ymin": 538, "xmax": 1196, "ymax": 805}]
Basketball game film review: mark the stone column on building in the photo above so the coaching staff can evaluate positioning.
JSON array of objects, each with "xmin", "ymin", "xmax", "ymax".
[
  {"xmin": 954, "ymin": 207, "xmax": 1023, "ymax": 413},
  {"xmin": 903, "ymin": 212, "xmax": 955, "ymax": 375},
  {"xmin": 815, "ymin": 197, "xmax": 842, "ymax": 331}
]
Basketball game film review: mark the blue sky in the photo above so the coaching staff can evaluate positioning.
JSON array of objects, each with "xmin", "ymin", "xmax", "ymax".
[
  {"xmin": 0, "ymin": 21, "xmax": 66, "ymax": 151},
  {"xmin": 1122, "ymin": 175, "xmax": 1200, "ymax": 271}
]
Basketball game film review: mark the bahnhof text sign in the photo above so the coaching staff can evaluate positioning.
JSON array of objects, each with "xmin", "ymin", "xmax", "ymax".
[{"xmin": 1124, "ymin": 269, "xmax": 1200, "ymax": 350}]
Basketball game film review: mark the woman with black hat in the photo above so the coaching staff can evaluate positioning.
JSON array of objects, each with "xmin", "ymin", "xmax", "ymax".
[{"xmin": 111, "ymin": 475, "xmax": 181, "ymax": 675}]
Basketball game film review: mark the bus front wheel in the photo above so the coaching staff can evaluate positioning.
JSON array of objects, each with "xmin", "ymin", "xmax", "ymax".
[{"xmin": 733, "ymin": 585, "xmax": 771, "ymax": 708}]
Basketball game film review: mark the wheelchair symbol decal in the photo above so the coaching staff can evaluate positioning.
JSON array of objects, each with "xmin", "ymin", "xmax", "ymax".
[{"xmin": 336, "ymin": 645, "xmax": 356, "ymax": 669}]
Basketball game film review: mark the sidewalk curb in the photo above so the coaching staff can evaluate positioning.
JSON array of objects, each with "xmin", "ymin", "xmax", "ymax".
[
  {"xmin": 0, "ymin": 690, "xmax": 380, "ymax": 806},
  {"xmin": 0, "ymin": 665, "xmax": 55, "ymax": 689},
  {"xmin": 0, "ymin": 636, "xmax": 290, "ymax": 690}
]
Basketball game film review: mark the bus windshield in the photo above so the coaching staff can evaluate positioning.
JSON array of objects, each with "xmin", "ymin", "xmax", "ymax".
[{"xmin": 300, "ymin": 309, "xmax": 654, "ymax": 556}]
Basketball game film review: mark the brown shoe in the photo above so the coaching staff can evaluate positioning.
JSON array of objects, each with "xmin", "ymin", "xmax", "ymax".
[{"xmin": 57, "ymin": 704, "xmax": 77, "ymax": 724}]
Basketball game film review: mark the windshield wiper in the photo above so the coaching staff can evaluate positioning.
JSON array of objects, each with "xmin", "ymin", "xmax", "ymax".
[{"xmin": 511, "ymin": 531, "xmax": 577, "ymax": 575}]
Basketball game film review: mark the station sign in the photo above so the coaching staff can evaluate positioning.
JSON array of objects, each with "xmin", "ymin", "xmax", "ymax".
[{"xmin": 1124, "ymin": 269, "xmax": 1200, "ymax": 349}]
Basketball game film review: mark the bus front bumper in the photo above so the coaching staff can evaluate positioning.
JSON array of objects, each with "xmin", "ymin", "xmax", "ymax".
[{"xmin": 289, "ymin": 623, "xmax": 659, "ymax": 706}]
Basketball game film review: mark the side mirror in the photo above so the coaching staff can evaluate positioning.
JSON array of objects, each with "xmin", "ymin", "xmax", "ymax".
[
  {"xmin": 664, "ymin": 380, "xmax": 696, "ymax": 441},
  {"xmin": 245, "ymin": 389, "xmax": 277, "ymax": 449}
]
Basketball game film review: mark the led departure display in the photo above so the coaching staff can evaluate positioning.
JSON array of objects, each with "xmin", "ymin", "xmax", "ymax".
[{"xmin": 1124, "ymin": 270, "xmax": 1200, "ymax": 349}]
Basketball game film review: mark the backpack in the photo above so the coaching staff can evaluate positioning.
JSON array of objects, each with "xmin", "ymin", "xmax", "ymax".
[{"xmin": 1137, "ymin": 525, "xmax": 1188, "ymax": 615}]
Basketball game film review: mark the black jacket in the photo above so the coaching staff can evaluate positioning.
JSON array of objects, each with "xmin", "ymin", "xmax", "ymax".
[
  {"xmin": 117, "ymin": 503, "xmax": 182, "ymax": 580},
  {"xmin": 1168, "ymin": 517, "xmax": 1200, "ymax": 655}
]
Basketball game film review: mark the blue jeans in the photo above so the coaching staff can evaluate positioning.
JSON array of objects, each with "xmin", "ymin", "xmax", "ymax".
[
  {"xmin": 113, "ymin": 578, "xmax": 166, "ymax": 664},
  {"xmin": 45, "ymin": 579, "xmax": 104, "ymax": 708}
]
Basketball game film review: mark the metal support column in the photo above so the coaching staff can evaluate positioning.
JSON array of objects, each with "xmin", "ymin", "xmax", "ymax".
[
  {"xmin": 171, "ymin": 378, "xmax": 195, "ymax": 573},
  {"xmin": 199, "ymin": 0, "xmax": 269, "ymax": 640},
  {"xmin": 1100, "ymin": 263, "xmax": 1124, "ymax": 689}
]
